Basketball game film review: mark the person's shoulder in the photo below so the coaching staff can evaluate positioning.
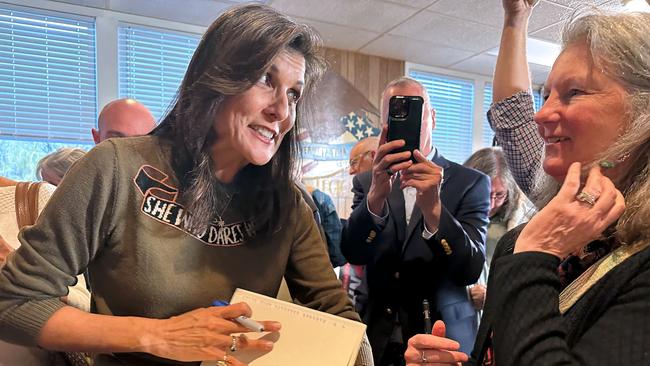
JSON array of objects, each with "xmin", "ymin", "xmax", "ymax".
[
  {"xmin": 102, "ymin": 134, "xmax": 166, "ymax": 154},
  {"xmin": 490, "ymin": 223, "xmax": 529, "ymax": 264},
  {"xmin": 622, "ymin": 241, "xmax": 650, "ymax": 274},
  {"xmin": 448, "ymin": 160, "xmax": 488, "ymax": 180},
  {"xmin": 493, "ymin": 223, "xmax": 526, "ymax": 260},
  {"xmin": 311, "ymin": 188, "xmax": 333, "ymax": 203},
  {"xmin": 310, "ymin": 188, "xmax": 325, "ymax": 204},
  {"xmin": 445, "ymin": 160, "xmax": 490, "ymax": 190},
  {"xmin": 291, "ymin": 182, "xmax": 316, "ymax": 211},
  {"xmin": 354, "ymin": 171, "xmax": 372, "ymax": 186},
  {"xmin": 95, "ymin": 135, "xmax": 174, "ymax": 170}
]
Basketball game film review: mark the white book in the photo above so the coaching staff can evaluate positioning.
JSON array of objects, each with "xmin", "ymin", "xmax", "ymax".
[{"xmin": 202, "ymin": 288, "xmax": 366, "ymax": 366}]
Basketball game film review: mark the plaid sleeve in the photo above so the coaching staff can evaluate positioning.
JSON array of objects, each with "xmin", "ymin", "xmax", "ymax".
[{"xmin": 487, "ymin": 91, "xmax": 543, "ymax": 196}]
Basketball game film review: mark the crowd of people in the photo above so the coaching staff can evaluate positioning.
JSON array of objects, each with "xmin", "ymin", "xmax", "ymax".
[{"xmin": 1, "ymin": 0, "xmax": 649, "ymax": 365}]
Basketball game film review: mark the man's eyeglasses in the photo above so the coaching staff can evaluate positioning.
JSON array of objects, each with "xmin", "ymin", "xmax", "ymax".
[
  {"xmin": 490, "ymin": 192, "xmax": 507, "ymax": 200},
  {"xmin": 349, "ymin": 151, "xmax": 372, "ymax": 167}
]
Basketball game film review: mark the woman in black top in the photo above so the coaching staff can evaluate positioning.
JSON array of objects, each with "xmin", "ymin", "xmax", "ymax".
[{"xmin": 404, "ymin": 1, "xmax": 650, "ymax": 365}]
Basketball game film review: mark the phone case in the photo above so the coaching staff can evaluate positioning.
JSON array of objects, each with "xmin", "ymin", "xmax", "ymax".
[{"xmin": 387, "ymin": 95, "xmax": 423, "ymax": 162}]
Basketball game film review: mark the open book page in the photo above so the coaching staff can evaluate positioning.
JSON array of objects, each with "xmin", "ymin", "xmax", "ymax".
[{"xmin": 201, "ymin": 288, "xmax": 366, "ymax": 366}]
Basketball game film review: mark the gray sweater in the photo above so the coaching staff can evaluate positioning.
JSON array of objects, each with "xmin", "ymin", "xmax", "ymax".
[{"xmin": 0, "ymin": 135, "xmax": 367, "ymax": 365}]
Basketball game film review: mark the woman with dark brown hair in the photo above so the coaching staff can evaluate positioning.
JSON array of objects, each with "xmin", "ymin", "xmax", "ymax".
[{"xmin": 0, "ymin": 4, "xmax": 371, "ymax": 366}]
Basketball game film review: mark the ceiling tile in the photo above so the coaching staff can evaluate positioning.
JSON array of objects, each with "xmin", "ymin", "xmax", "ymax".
[
  {"xmin": 360, "ymin": 34, "xmax": 474, "ymax": 67},
  {"xmin": 448, "ymin": 53, "xmax": 497, "ymax": 77},
  {"xmin": 270, "ymin": 0, "xmax": 419, "ymax": 33},
  {"xmin": 426, "ymin": 0, "xmax": 588, "ymax": 36},
  {"xmin": 51, "ymin": 0, "xmax": 108, "ymax": 7},
  {"xmin": 109, "ymin": 0, "xmax": 231, "ymax": 27},
  {"xmin": 531, "ymin": 22, "xmax": 563, "ymax": 43},
  {"xmin": 528, "ymin": 1, "xmax": 574, "ymax": 32},
  {"xmin": 427, "ymin": 0, "xmax": 505, "ymax": 28},
  {"xmin": 382, "ymin": 0, "xmax": 438, "ymax": 9},
  {"xmin": 544, "ymin": 0, "xmax": 613, "ymax": 7},
  {"xmin": 389, "ymin": 10, "xmax": 501, "ymax": 53},
  {"xmin": 292, "ymin": 17, "xmax": 380, "ymax": 51}
]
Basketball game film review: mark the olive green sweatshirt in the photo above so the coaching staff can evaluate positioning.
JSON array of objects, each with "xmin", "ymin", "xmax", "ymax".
[{"xmin": 0, "ymin": 135, "xmax": 364, "ymax": 365}]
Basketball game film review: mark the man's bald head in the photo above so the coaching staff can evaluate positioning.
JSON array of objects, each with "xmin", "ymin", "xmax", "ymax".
[
  {"xmin": 349, "ymin": 136, "xmax": 379, "ymax": 176},
  {"xmin": 92, "ymin": 98, "xmax": 156, "ymax": 144}
]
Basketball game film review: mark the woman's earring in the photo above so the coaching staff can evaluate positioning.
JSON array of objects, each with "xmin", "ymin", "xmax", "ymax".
[{"xmin": 599, "ymin": 152, "xmax": 630, "ymax": 169}]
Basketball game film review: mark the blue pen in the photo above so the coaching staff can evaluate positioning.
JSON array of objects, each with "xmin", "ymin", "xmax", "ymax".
[{"xmin": 212, "ymin": 300, "xmax": 266, "ymax": 332}]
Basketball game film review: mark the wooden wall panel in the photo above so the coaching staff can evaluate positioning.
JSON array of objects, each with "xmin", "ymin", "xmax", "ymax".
[{"xmin": 323, "ymin": 47, "xmax": 404, "ymax": 120}]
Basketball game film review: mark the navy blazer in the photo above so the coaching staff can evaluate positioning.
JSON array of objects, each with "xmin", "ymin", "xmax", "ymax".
[{"xmin": 341, "ymin": 150, "xmax": 490, "ymax": 363}]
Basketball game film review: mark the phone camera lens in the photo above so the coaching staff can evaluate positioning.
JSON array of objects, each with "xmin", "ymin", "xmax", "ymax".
[{"xmin": 390, "ymin": 98, "xmax": 409, "ymax": 119}]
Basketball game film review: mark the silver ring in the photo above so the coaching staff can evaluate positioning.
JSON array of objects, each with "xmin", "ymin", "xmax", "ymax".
[
  {"xmin": 386, "ymin": 168, "xmax": 394, "ymax": 176},
  {"xmin": 229, "ymin": 335, "xmax": 238, "ymax": 353},
  {"xmin": 576, "ymin": 191, "xmax": 598, "ymax": 206},
  {"xmin": 421, "ymin": 350, "xmax": 428, "ymax": 363}
]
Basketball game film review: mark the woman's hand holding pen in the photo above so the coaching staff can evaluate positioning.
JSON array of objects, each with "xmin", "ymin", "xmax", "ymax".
[
  {"xmin": 143, "ymin": 302, "xmax": 281, "ymax": 363},
  {"xmin": 404, "ymin": 321, "xmax": 468, "ymax": 365}
]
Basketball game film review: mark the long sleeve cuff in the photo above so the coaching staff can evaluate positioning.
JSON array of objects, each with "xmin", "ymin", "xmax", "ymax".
[
  {"xmin": 1, "ymin": 298, "xmax": 66, "ymax": 345},
  {"xmin": 422, "ymin": 224, "xmax": 438, "ymax": 240},
  {"xmin": 355, "ymin": 333, "xmax": 374, "ymax": 366},
  {"xmin": 366, "ymin": 199, "xmax": 388, "ymax": 226}
]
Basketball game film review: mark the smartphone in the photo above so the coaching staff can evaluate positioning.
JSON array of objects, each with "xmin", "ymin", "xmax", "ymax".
[{"xmin": 387, "ymin": 95, "xmax": 423, "ymax": 162}]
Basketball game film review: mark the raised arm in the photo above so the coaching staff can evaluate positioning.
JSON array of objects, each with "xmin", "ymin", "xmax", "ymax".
[
  {"xmin": 488, "ymin": 0, "xmax": 544, "ymax": 197},
  {"xmin": 493, "ymin": 0, "xmax": 535, "ymax": 102}
]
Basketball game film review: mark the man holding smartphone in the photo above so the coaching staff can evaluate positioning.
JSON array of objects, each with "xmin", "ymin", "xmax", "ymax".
[{"xmin": 341, "ymin": 77, "xmax": 490, "ymax": 366}]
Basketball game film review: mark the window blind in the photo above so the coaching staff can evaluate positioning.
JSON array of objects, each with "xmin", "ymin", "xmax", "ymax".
[
  {"xmin": 533, "ymin": 89, "xmax": 542, "ymax": 110},
  {"xmin": 409, "ymin": 70, "xmax": 475, "ymax": 163},
  {"xmin": 482, "ymin": 83, "xmax": 495, "ymax": 147},
  {"xmin": 118, "ymin": 24, "xmax": 200, "ymax": 121},
  {"xmin": 0, "ymin": 6, "xmax": 96, "ymax": 143}
]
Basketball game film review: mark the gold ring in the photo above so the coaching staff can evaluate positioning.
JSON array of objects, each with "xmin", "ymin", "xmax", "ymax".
[
  {"xmin": 229, "ymin": 335, "xmax": 238, "ymax": 353},
  {"xmin": 216, "ymin": 356, "xmax": 229, "ymax": 366},
  {"xmin": 215, "ymin": 353, "xmax": 230, "ymax": 366},
  {"xmin": 576, "ymin": 191, "xmax": 598, "ymax": 206}
]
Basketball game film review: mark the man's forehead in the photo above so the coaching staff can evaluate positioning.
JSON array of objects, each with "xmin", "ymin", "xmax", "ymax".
[
  {"xmin": 349, "ymin": 145, "xmax": 362, "ymax": 158},
  {"xmin": 384, "ymin": 83, "xmax": 425, "ymax": 98}
]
